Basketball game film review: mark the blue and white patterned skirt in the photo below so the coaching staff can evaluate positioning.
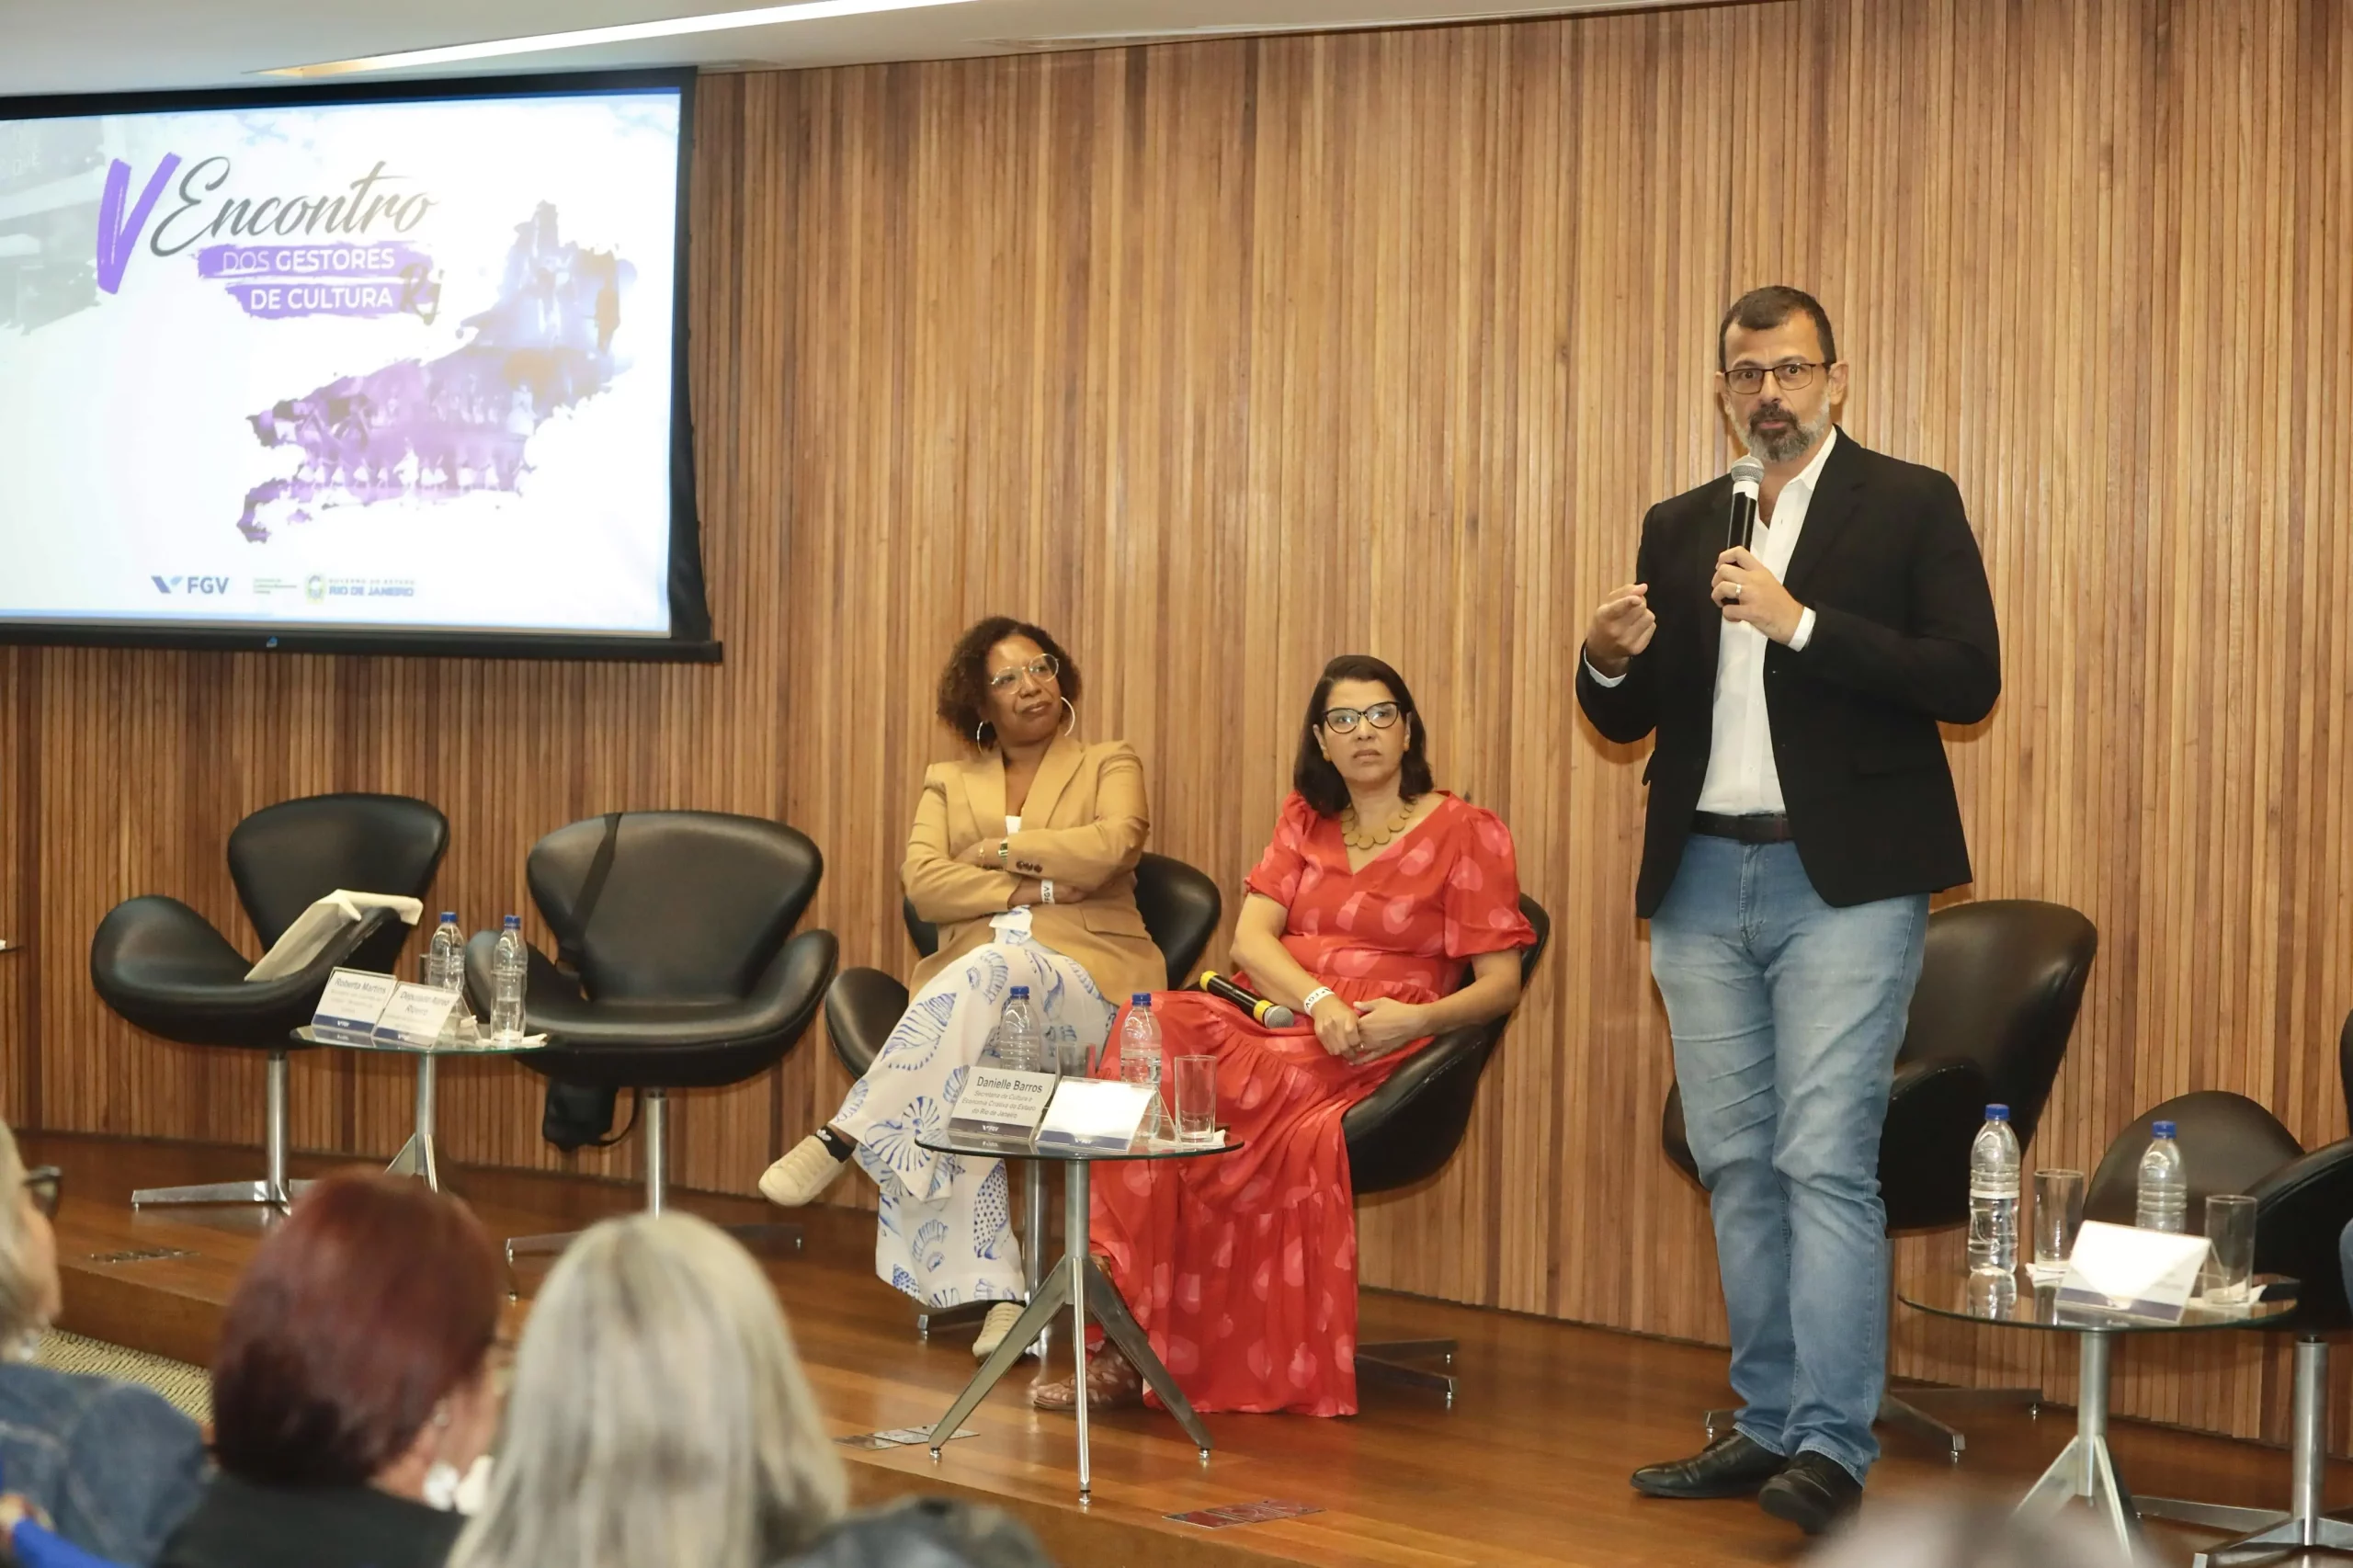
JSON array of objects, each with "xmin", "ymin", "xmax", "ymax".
[{"xmin": 832, "ymin": 917, "xmax": 1115, "ymax": 1308}]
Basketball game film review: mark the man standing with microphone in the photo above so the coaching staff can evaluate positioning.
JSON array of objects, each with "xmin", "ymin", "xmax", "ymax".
[{"xmin": 1578, "ymin": 287, "xmax": 2000, "ymax": 1534}]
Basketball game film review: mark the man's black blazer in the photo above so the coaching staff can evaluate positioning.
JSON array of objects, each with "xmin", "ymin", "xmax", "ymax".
[{"xmin": 1576, "ymin": 430, "xmax": 2000, "ymax": 915}]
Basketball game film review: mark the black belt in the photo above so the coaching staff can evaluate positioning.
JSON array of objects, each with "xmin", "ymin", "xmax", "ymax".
[{"xmin": 1691, "ymin": 812, "xmax": 1796, "ymax": 845}]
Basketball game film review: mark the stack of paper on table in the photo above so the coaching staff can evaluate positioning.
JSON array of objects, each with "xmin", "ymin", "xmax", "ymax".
[{"xmin": 244, "ymin": 892, "xmax": 424, "ymax": 982}]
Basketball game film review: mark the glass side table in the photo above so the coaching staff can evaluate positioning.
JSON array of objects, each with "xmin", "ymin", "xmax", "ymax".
[
  {"xmin": 1901, "ymin": 1269, "xmax": 2296, "ymax": 1552},
  {"xmin": 294, "ymin": 1023, "xmax": 546, "ymax": 1191},
  {"xmin": 916, "ymin": 1129, "xmax": 1242, "ymax": 1500}
]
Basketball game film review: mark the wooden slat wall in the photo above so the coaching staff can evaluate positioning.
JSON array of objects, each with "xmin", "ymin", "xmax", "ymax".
[{"xmin": 2, "ymin": 0, "xmax": 2347, "ymax": 1445}]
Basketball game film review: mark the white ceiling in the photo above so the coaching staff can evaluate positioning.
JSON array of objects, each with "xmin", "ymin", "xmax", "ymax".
[{"xmin": 1, "ymin": 0, "xmax": 1667, "ymax": 97}]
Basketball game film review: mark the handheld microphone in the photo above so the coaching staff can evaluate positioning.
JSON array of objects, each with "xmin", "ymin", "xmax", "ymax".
[
  {"xmin": 1196, "ymin": 971, "xmax": 1297, "ymax": 1028},
  {"xmin": 1727, "ymin": 456, "xmax": 1764, "ymax": 552}
]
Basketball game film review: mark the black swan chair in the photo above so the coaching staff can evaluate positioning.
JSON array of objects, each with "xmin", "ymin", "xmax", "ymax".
[
  {"xmin": 1337, "ymin": 894, "xmax": 1551, "ymax": 1404},
  {"xmin": 1666, "ymin": 899, "xmax": 2099, "ymax": 1456},
  {"xmin": 90, "ymin": 792, "xmax": 449, "ymax": 1208},
  {"xmin": 464, "ymin": 811, "xmax": 835, "ymax": 1263},
  {"xmin": 2090, "ymin": 1085, "xmax": 2353, "ymax": 1565}
]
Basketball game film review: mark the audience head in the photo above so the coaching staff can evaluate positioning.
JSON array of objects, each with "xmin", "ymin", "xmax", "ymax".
[
  {"xmin": 1716, "ymin": 283, "xmax": 1847, "ymax": 464},
  {"xmin": 210, "ymin": 1173, "xmax": 503, "ymax": 1500},
  {"xmin": 0, "ymin": 1120, "xmax": 63, "ymax": 1352},
  {"xmin": 937, "ymin": 615, "xmax": 1080, "ymax": 752},
  {"xmin": 1806, "ymin": 1499, "xmax": 2154, "ymax": 1568},
  {"xmin": 1294, "ymin": 653, "xmax": 1432, "ymax": 815},
  {"xmin": 449, "ymin": 1211, "xmax": 847, "ymax": 1568}
]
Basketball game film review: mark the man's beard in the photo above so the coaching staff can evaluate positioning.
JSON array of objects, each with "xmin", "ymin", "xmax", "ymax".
[{"xmin": 1745, "ymin": 400, "xmax": 1832, "ymax": 463}]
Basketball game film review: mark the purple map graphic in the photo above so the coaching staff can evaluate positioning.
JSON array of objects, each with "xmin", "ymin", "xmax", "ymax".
[{"xmin": 236, "ymin": 203, "xmax": 634, "ymax": 542}]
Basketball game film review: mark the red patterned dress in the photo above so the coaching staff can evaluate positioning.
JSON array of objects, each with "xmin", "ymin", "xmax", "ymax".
[{"xmin": 1090, "ymin": 790, "xmax": 1536, "ymax": 1415}]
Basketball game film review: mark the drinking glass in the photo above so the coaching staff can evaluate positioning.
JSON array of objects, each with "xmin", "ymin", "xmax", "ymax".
[
  {"xmin": 1171, "ymin": 1055, "xmax": 1219, "ymax": 1145},
  {"xmin": 2205, "ymin": 1194, "xmax": 2256, "ymax": 1304},
  {"xmin": 2033, "ymin": 1168, "xmax": 2086, "ymax": 1272}
]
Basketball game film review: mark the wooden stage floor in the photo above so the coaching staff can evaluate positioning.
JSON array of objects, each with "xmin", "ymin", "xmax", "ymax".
[{"xmin": 31, "ymin": 1131, "xmax": 2353, "ymax": 1568}]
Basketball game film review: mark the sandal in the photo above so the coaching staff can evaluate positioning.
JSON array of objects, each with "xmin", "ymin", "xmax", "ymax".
[{"xmin": 1031, "ymin": 1346, "xmax": 1142, "ymax": 1411}]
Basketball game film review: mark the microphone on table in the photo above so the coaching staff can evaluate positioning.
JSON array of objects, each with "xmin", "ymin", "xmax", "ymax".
[
  {"xmin": 1195, "ymin": 971, "xmax": 1297, "ymax": 1028},
  {"xmin": 1726, "ymin": 455, "xmax": 1764, "ymax": 553}
]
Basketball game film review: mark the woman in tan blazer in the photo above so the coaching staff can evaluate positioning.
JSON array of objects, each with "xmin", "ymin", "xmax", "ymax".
[{"xmin": 759, "ymin": 617, "xmax": 1164, "ymax": 1358}]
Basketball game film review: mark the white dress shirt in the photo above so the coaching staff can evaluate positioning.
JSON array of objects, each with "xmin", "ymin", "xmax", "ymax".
[{"xmin": 1586, "ymin": 427, "xmax": 1836, "ymax": 816}]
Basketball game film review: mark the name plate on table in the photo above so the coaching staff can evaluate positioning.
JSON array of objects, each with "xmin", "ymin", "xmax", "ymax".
[
  {"xmin": 1036, "ymin": 1079, "xmax": 1159, "ymax": 1153},
  {"xmin": 2057, "ymin": 1220, "xmax": 2212, "ymax": 1323},
  {"xmin": 372, "ymin": 984, "xmax": 481, "ymax": 1050},
  {"xmin": 946, "ymin": 1067, "xmax": 1060, "ymax": 1143},
  {"xmin": 312, "ymin": 968, "xmax": 399, "ymax": 1042}
]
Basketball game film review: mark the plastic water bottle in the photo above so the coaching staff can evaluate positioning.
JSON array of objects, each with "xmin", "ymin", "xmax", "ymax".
[
  {"xmin": 992, "ymin": 986, "xmax": 1042, "ymax": 1074},
  {"xmin": 1966, "ymin": 1265, "xmax": 2018, "ymax": 1320},
  {"xmin": 1966, "ymin": 1104, "xmax": 2021, "ymax": 1273},
  {"xmin": 2136, "ymin": 1119, "xmax": 2187, "ymax": 1233},
  {"xmin": 426, "ymin": 912, "xmax": 464, "ymax": 994},
  {"xmin": 1119, "ymin": 994, "xmax": 1165, "ymax": 1137},
  {"xmin": 490, "ymin": 915, "xmax": 527, "ymax": 1039},
  {"xmin": 1053, "ymin": 1017, "xmax": 1089, "ymax": 1078}
]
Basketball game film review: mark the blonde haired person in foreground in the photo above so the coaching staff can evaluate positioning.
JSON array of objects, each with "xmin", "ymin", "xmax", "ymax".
[
  {"xmin": 0, "ymin": 1119, "xmax": 206, "ymax": 1563},
  {"xmin": 447, "ymin": 1212, "xmax": 1052, "ymax": 1568}
]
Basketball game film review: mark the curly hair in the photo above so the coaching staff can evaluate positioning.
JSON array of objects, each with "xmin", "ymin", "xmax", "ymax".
[{"xmin": 936, "ymin": 617, "xmax": 1082, "ymax": 750}]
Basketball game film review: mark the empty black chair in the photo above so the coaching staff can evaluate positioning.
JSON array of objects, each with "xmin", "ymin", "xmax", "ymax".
[
  {"xmin": 2087, "ymin": 1090, "xmax": 2353, "ymax": 1565},
  {"xmin": 90, "ymin": 792, "xmax": 449, "ymax": 1208},
  {"xmin": 465, "ymin": 811, "xmax": 836, "ymax": 1261},
  {"xmin": 1342, "ymin": 894, "xmax": 1552, "ymax": 1403},
  {"xmin": 1665, "ymin": 898, "xmax": 2099, "ymax": 1454},
  {"xmin": 2081, "ymin": 1092, "xmax": 2304, "ymax": 1228},
  {"xmin": 824, "ymin": 851, "xmax": 1222, "ymax": 1337}
]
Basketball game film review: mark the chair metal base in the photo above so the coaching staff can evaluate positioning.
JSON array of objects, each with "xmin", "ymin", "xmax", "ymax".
[
  {"xmin": 133, "ymin": 1050, "xmax": 310, "ymax": 1209},
  {"xmin": 2137, "ymin": 1336, "xmax": 2353, "ymax": 1567},
  {"xmin": 131, "ymin": 1177, "xmax": 317, "ymax": 1208},
  {"xmin": 1701, "ymin": 1383, "xmax": 2041, "ymax": 1460},
  {"xmin": 503, "ymin": 1088, "xmax": 805, "ymax": 1265},
  {"xmin": 1881, "ymin": 1385, "xmax": 2043, "ymax": 1460},
  {"xmin": 506, "ymin": 1221, "xmax": 805, "ymax": 1264},
  {"xmin": 1358, "ymin": 1338, "xmax": 1460, "ymax": 1406}
]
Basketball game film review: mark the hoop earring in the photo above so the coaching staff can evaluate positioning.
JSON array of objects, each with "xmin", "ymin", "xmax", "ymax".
[
  {"xmin": 974, "ymin": 719, "xmax": 994, "ymax": 745},
  {"xmin": 1060, "ymin": 697, "xmax": 1077, "ymax": 736}
]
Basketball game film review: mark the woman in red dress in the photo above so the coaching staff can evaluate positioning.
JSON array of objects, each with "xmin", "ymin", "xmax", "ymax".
[{"xmin": 1035, "ymin": 654, "xmax": 1537, "ymax": 1417}]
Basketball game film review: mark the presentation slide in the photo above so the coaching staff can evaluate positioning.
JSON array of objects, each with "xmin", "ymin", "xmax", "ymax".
[{"xmin": 0, "ymin": 85, "xmax": 687, "ymax": 641}]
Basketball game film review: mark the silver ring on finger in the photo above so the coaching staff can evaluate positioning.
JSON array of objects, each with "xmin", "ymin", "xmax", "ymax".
[{"xmin": 1727, "ymin": 581, "xmax": 1742, "ymax": 599}]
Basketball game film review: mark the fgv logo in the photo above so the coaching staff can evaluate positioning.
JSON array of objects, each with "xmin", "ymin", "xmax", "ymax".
[{"xmin": 153, "ymin": 575, "xmax": 232, "ymax": 595}]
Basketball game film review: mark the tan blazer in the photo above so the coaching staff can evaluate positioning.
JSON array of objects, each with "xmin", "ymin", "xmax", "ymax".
[{"xmin": 901, "ymin": 734, "xmax": 1166, "ymax": 1003}]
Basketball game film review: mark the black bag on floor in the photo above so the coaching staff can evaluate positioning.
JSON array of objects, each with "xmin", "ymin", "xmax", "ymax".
[{"xmin": 542, "ymin": 1080, "xmax": 623, "ymax": 1152}]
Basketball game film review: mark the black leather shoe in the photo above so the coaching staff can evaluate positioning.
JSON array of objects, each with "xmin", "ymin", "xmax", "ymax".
[
  {"xmin": 1757, "ymin": 1452, "xmax": 1863, "ymax": 1535},
  {"xmin": 1630, "ymin": 1432, "xmax": 1788, "ymax": 1499}
]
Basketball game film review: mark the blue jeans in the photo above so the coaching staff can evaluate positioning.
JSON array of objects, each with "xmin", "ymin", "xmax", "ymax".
[
  {"xmin": 1649, "ymin": 836, "xmax": 1928, "ymax": 1483},
  {"xmin": 0, "ymin": 1361, "xmax": 209, "ymax": 1562}
]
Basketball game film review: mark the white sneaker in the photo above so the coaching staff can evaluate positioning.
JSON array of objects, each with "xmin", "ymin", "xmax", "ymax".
[
  {"xmin": 758, "ymin": 1135, "xmax": 848, "ymax": 1207},
  {"xmin": 972, "ymin": 1300, "xmax": 1029, "ymax": 1360}
]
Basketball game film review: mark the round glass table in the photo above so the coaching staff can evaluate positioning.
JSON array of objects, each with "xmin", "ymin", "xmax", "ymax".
[
  {"xmin": 294, "ymin": 1022, "xmax": 546, "ymax": 1192},
  {"xmin": 1901, "ymin": 1269, "xmax": 2295, "ymax": 1551},
  {"xmin": 916, "ymin": 1129, "xmax": 1242, "ymax": 1500}
]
